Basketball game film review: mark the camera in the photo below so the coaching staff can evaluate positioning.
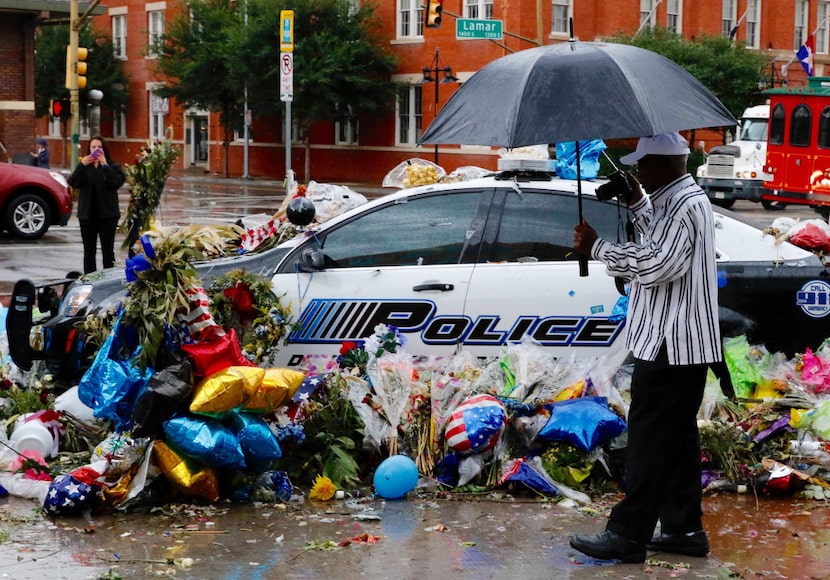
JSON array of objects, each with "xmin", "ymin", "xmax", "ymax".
[{"xmin": 596, "ymin": 170, "xmax": 634, "ymax": 202}]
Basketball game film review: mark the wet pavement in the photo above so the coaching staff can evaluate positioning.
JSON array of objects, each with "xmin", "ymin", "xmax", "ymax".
[
  {"xmin": 4, "ymin": 488, "xmax": 830, "ymax": 579},
  {"xmin": 2, "ymin": 179, "xmax": 830, "ymax": 578}
]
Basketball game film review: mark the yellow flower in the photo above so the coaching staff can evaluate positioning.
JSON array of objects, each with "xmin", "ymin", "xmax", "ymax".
[{"xmin": 309, "ymin": 475, "xmax": 337, "ymax": 501}]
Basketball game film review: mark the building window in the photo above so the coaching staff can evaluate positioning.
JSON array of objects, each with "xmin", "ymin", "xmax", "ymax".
[
  {"xmin": 819, "ymin": 1, "xmax": 830, "ymax": 54},
  {"xmin": 113, "ymin": 110, "xmax": 127, "ymax": 138},
  {"xmin": 640, "ymin": 0, "xmax": 657, "ymax": 29},
  {"xmin": 464, "ymin": 0, "xmax": 494, "ymax": 20},
  {"xmin": 397, "ymin": 85, "xmax": 422, "ymax": 146},
  {"xmin": 795, "ymin": 0, "xmax": 809, "ymax": 50},
  {"xmin": 335, "ymin": 106, "xmax": 359, "ymax": 145},
  {"xmin": 112, "ymin": 14, "xmax": 127, "ymax": 59},
  {"xmin": 148, "ymin": 10, "xmax": 165, "ymax": 58},
  {"xmin": 552, "ymin": 0, "xmax": 571, "ymax": 35},
  {"xmin": 48, "ymin": 117, "xmax": 61, "ymax": 138},
  {"xmin": 746, "ymin": 0, "xmax": 760, "ymax": 49},
  {"xmin": 667, "ymin": 0, "xmax": 682, "ymax": 33},
  {"xmin": 398, "ymin": 0, "xmax": 423, "ymax": 38},
  {"xmin": 722, "ymin": 0, "xmax": 736, "ymax": 37},
  {"xmin": 149, "ymin": 92, "xmax": 168, "ymax": 140}
]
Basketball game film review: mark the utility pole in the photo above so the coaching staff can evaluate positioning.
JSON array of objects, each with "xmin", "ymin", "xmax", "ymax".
[{"xmin": 68, "ymin": 0, "xmax": 80, "ymax": 168}]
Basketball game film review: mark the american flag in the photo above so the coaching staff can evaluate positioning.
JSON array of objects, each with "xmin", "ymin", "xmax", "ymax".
[{"xmin": 445, "ymin": 394, "xmax": 507, "ymax": 454}]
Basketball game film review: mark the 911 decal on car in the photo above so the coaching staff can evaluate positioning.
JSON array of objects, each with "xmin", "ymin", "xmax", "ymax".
[{"xmin": 798, "ymin": 280, "xmax": 830, "ymax": 318}]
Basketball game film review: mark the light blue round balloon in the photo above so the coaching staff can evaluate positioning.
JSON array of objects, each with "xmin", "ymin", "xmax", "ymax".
[{"xmin": 373, "ymin": 455, "xmax": 419, "ymax": 499}]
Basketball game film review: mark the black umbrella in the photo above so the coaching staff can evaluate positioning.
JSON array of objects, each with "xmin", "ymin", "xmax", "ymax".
[
  {"xmin": 419, "ymin": 40, "xmax": 736, "ymax": 276},
  {"xmin": 419, "ymin": 40, "xmax": 736, "ymax": 148}
]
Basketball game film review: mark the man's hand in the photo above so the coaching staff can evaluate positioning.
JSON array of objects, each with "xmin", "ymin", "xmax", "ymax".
[
  {"xmin": 622, "ymin": 171, "xmax": 644, "ymax": 206},
  {"xmin": 573, "ymin": 220, "xmax": 598, "ymax": 255}
]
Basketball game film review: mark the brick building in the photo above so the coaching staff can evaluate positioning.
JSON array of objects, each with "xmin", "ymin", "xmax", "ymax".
[
  {"xmin": 0, "ymin": 0, "xmax": 102, "ymax": 163},
  {"xmin": 33, "ymin": 1, "xmax": 826, "ymax": 184}
]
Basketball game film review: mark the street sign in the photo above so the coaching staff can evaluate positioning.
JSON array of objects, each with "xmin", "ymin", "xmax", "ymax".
[
  {"xmin": 280, "ymin": 52, "xmax": 293, "ymax": 102},
  {"xmin": 456, "ymin": 18, "xmax": 503, "ymax": 40},
  {"xmin": 280, "ymin": 10, "xmax": 294, "ymax": 52}
]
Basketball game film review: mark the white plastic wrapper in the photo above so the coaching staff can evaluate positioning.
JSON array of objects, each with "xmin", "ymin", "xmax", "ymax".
[
  {"xmin": 497, "ymin": 144, "xmax": 550, "ymax": 159},
  {"xmin": 382, "ymin": 158, "xmax": 446, "ymax": 188},
  {"xmin": 304, "ymin": 181, "xmax": 368, "ymax": 223}
]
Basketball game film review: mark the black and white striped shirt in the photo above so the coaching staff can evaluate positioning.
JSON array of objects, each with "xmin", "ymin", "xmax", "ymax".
[{"xmin": 592, "ymin": 173, "xmax": 722, "ymax": 365}]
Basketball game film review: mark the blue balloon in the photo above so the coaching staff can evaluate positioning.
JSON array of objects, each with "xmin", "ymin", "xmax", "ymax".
[{"xmin": 373, "ymin": 455, "xmax": 419, "ymax": 499}]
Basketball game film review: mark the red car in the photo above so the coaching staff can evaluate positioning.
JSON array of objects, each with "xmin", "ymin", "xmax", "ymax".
[{"xmin": 0, "ymin": 163, "xmax": 73, "ymax": 239}]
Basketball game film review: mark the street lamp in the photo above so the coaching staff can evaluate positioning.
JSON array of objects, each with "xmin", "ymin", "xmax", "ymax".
[
  {"xmin": 421, "ymin": 48, "xmax": 458, "ymax": 164},
  {"xmin": 87, "ymin": 89, "xmax": 104, "ymax": 137}
]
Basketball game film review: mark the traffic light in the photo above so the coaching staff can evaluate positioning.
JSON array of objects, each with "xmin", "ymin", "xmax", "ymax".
[
  {"xmin": 64, "ymin": 46, "xmax": 89, "ymax": 89},
  {"xmin": 50, "ymin": 98, "xmax": 70, "ymax": 120},
  {"xmin": 425, "ymin": 0, "xmax": 443, "ymax": 28},
  {"xmin": 76, "ymin": 47, "xmax": 89, "ymax": 89}
]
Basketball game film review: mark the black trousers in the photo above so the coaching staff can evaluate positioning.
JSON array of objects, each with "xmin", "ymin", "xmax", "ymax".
[
  {"xmin": 606, "ymin": 345, "xmax": 708, "ymax": 543},
  {"xmin": 80, "ymin": 217, "xmax": 119, "ymax": 274}
]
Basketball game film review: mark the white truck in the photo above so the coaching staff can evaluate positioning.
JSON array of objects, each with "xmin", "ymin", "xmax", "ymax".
[{"xmin": 696, "ymin": 104, "xmax": 783, "ymax": 209}]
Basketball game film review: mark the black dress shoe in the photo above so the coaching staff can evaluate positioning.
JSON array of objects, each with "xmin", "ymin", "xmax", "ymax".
[
  {"xmin": 647, "ymin": 530, "xmax": 709, "ymax": 557},
  {"xmin": 569, "ymin": 530, "xmax": 646, "ymax": 563}
]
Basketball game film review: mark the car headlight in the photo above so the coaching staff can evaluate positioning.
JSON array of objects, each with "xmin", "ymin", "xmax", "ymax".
[
  {"xmin": 59, "ymin": 284, "xmax": 94, "ymax": 317},
  {"xmin": 49, "ymin": 171, "xmax": 69, "ymax": 188}
]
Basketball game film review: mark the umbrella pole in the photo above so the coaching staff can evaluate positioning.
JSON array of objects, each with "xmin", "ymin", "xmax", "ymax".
[{"xmin": 575, "ymin": 140, "xmax": 589, "ymax": 277}]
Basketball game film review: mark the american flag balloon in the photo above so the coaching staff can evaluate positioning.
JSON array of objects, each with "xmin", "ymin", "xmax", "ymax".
[{"xmin": 445, "ymin": 394, "xmax": 507, "ymax": 454}]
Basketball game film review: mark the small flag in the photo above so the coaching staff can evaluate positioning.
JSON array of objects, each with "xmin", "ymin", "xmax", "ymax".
[
  {"xmin": 729, "ymin": 25, "xmax": 739, "ymax": 40},
  {"xmin": 798, "ymin": 35, "xmax": 816, "ymax": 76}
]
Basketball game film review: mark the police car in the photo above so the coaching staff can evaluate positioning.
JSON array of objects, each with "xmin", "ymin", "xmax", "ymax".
[
  {"xmin": 270, "ymin": 173, "xmax": 828, "ymax": 368},
  {"xmin": 8, "ymin": 171, "xmax": 829, "ymax": 383}
]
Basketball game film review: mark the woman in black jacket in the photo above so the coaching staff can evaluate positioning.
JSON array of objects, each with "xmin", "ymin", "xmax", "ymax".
[{"xmin": 68, "ymin": 136, "xmax": 126, "ymax": 273}]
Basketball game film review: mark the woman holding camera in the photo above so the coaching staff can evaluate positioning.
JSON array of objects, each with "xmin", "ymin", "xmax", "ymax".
[{"xmin": 68, "ymin": 136, "xmax": 126, "ymax": 273}]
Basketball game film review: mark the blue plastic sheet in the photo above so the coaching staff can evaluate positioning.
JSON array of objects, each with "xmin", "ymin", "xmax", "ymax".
[{"xmin": 554, "ymin": 139, "xmax": 607, "ymax": 180}]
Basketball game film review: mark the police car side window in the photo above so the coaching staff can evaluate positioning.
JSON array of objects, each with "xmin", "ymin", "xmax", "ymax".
[
  {"xmin": 492, "ymin": 191, "xmax": 620, "ymax": 263},
  {"xmin": 318, "ymin": 191, "xmax": 484, "ymax": 268}
]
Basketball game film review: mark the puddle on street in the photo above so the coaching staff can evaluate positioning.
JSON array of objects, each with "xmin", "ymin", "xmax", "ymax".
[{"xmin": 704, "ymin": 493, "xmax": 830, "ymax": 578}]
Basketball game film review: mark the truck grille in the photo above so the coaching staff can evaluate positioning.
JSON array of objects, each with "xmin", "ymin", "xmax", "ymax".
[{"xmin": 706, "ymin": 154, "xmax": 736, "ymax": 178}]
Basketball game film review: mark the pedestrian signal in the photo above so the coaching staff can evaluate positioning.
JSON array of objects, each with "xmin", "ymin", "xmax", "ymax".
[
  {"xmin": 50, "ymin": 98, "xmax": 70, "ymax": 120},
  {"xmin": 425, "ymin": 0, "xmax": 443, "ymax": 28}
]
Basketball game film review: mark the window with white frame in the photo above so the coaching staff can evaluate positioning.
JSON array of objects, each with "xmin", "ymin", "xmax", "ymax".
[
  {"xmin": 149, "ymin": 92, "xmax": 167, "ymax": 140},
  {"xmin": 112, "ymin": 13, "xmax": 127, "ymax": 59},
  {"xmin": 746, "ymin": 0, "xmax": 760, "ymax": 49},
  {"xmin": 795, "ymin": 0, "xmax": 809, "ymax": 50},
  {"xmin": 113, "ymin": 109, "xmax": 127, "ymax": 138},
  {"xmin": 398, "ymin": 0, "xmax": 423, "ymax": 39},
  {"xmin": 280, "ymin": 118, "xmax": 302, "ymax": 144},
  {"xmin": 667, "ymin": 0, "xmax": 682, "ymax": 33},
  {"xmin": 819, "ymin": 1, "xmax": 830, "ymax": 54},
  {"xmin": 148, "ymin": 10, "xmax": 165, "ymax": 58},
  {"xmin": 48, "ymin": 117, "xmax": 61, "ymax": 138},
  {"xmin": 397, "ymin": 85, "xmax": 422, "ymax": 146},
  {"xmin": 552, "ymin": 0, "xmax": 571, "ymax": 35},
  {"xmin": 722, "ymin": 0, "xmax": 736, "ymax": 37},
  {"xmin": 640, "ymin": 0, "xmax": 657, "ymax": 29},
  {"xmin": 335, "ymin": 105, "xmax": 359, "ymax": 145},
  {"xmin": 464, "ymin": 0, "xmax": 494, "ymax": 20}
]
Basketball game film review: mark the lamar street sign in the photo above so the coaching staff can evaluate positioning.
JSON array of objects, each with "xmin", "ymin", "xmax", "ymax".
[{"xmin": 456, "ymin": 18, "xmax": 503, "ymax": 40}]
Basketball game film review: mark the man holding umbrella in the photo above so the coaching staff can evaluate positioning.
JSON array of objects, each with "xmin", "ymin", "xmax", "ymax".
[{"xmin": 570, "ymin": 132, "xmax": 721, "ymax": 563}]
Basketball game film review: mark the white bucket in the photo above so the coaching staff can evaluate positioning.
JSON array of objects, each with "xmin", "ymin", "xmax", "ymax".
[{"xmin": 9, "ymin": 420, "xmax": 54, "ymax": 458}]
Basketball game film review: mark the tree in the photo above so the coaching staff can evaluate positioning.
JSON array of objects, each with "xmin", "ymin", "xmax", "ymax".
[
  {"xmin": 243, "ymin": 0, "xmax": 400, "ymax": 180},
  {"xmin": 154, "ymin": 0, "xmax": 246, "ymax": 178},
  {"xmin": 34, "ymin": 24, "xmax": 130, "ymax": 120},
  {"xmin": 611, "ymin": 27, "xmax": 769, "ymax": 122}
]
